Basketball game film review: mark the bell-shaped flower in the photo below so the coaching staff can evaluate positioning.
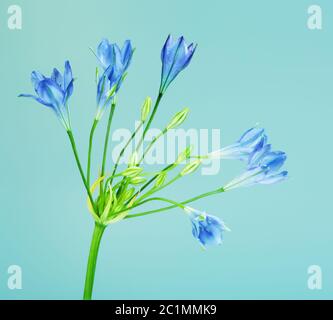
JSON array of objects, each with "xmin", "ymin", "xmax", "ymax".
[
  {"xmin": 95, "ymin": 39, "xmax": 134, "ymax": 120},
  {"xmin": 160, "ymin": 35, "xmax": 197, "ymax": 94},
  {"xmin": 19, "ymin": 61, "xmax": 74, "ymax": 130},
  {"xmin": 224, "ymin": 140, "xmax": 288, "ymax": 190},
  {"xmin": 185, "ymin": 207, "xmax": 230, "ymax": 248},
  {"xmin": 208, "ymin": 127, "xmax": 266, "ymax": 161}
]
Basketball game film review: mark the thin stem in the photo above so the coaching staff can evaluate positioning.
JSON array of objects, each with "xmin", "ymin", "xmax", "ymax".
[
  {"xmin": 67, "ymin": 130, "xmax": 96, "ymax": 212},
  {"xmin": 101, "ymin": 102, "xmax": 116, "ymax": 178},
  {"xmin": 140, "ymin": 197, "xmax": 186, "ymax": 209},
  {"xmin": 139, "ymin": 128, "xmax": 167, "ymax": 163},
  {"xmin": 142, "ymin": 92, "xmax": 163, "ymax": 141},
  {"xmin": 83, "ymin": 222, "xmax": 106, "ymax": 300},
  {"xmin": 116, "ymin": 187, "xmax": 225, "ymax": 219},
  {"xmin": 110, "ymin": 121, "xmax": 144, "ymax": 186},
  {"xmin": 87, "ymin": 119, "xmax": 98, "ymax": 187},
  {"xmin": 137, "ymin": 174, "xmax": 181, "ymax": 202}
]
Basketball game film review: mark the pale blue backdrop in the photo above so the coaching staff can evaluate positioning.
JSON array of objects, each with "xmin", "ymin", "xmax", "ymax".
[{"xmin": 0, "ymin": 0, "xmax": 332, "ymax": 299}]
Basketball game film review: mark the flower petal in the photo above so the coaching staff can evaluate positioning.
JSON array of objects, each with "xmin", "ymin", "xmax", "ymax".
[
  {"xmin": 259, "ymin": 171, "xmax": 288, "ymax": 185},
  {"xmin": 31, "ymin": 71, "xmax": 45, "ymax": 92},
  {"xmin": 63, "ymin": 60, "xmax": 73, "ymax": 93},
  {"xmin": 18, "ymin": 93, "xmax": 53, "ymax": 108}
]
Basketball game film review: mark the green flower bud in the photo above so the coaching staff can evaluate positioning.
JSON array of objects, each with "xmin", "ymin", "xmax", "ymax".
[
  {"xmin": 118, "ymin": 187, "xmax": 135, "ymax": 203},
  {"xmin": 176, "ymin": 145, "xmax": 193, "ymax": 164},
  {"xmin": 155, "ymin": 172, "xmax": 167, "ymax": 188},
  {"xmin": 141, "ymin": 96, "xmax": 152, "ymax": 122},
  {"xmin": 166, "ymin": 107, "xmax": 190, "ymax": 130},
  {"xmin": 130, "ymin": 176, "xmax": 147, "ymax": 185},
  {"xmin": 180, "ymin": 159, "xmax": 201, "ymax": 176},
  {"xmin": 124, "ymin": 188, "xmax": 135, "ymax": 200},
  {"xmin": 121, "ymin": 166, "xmax": 143, "ymax": 178}
]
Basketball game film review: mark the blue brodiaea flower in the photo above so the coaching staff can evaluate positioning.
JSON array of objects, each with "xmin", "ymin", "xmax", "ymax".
[
  {"xmin": 185, "ymin": 207, "xmax": 230, "ymax": 248},
  {"xmin": 208, "ymin": 127, "xmax": 266, "ymax": 161},
  {"xmin": 95, "ymin": 39, "xmax": 133, "ymax": 120},
  {"xmin": 19, "ymin": 61, "xmax": 74, "ymax": 130},
  {"xmin": 224, "ymin": 134, "xmax": 288, "ymax": 190},
  {"xmin": 160, "ymin": 35, "xmax": 197, "ymax": 94}
]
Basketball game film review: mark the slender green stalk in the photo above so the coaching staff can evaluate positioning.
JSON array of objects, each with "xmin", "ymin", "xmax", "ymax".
[
  {"xmin": 67, "ymin": 130, "xmax": 96, "ymax": 212},
  {"xmin": 112, "ymin": 186, "xmax": 225, "ymax": 219},
  {"xmin": 141, "ymin": 197, "xmax": 186, "ymax": 209},
  {"xmin": 87, "ymin": 119, "xmax": 98, "ymax": 187},
  {"xmin": 83, "ymin": 222, "xmax": 106, "ymax": 300},
  {"xmin": 139, "ymin": 128, "xmax": 167, "ymax": 163},
  {"xmin": 126, "ymin": 188, "xmax": 224, "ymax": 219},
  {"xmin": 101, "ymin": 102, "xmax": 116, "ymax": 178},
  {"xmin": 137, "ymin": 174, "xmax": 181, "ymax": 202},
  {"xmin": 110, "ymin": 121, "xmax": 144, "ymax": 185},
  {"xmin": 142, "ymin": 92, "xmax": 163, "ymax": 141}
]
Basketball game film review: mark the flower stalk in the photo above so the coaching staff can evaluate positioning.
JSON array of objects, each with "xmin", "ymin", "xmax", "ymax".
[{"xmin": 83, "ymin": 222, "xmax": 106, "ymax": 300}]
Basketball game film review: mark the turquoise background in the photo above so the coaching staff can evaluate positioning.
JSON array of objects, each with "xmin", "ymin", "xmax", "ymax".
[{"xmin": 0, "ymin": 0, "xmax": 332, "ymax": 300}]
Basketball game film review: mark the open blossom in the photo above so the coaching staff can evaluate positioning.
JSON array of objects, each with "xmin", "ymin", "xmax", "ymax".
[
  {"xmin": 96, "ymin": 39, "xmax": 133, "ymax": 120},
  {"xmin": 208, "ymin": 127, "xmax": 266, "ymax": 161},
  {"xmin": 160, "ymin": 35, "xmax": 197, "ymax": 94},
  {"xmin": 185, "ymin": 207, "xmax": 230, "ymax": 248},
  {"xmin": 224, "ymin": 136, "xmax": 288, "ymax": 190},
  {"xmin": 19, "ymin": 61, "xmax": 74, "ymax": 130}
]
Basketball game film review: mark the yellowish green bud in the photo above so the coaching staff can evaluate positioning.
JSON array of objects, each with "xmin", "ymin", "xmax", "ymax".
[
  {"xmin": 130, "ymin": 176, "xmax": 147, "ymax": 185},
  {"xmin": 180, "ymin": 159, "xmax": 201, "ymax": 176},
  {"xmin": 166, "ymin": 107, "xmax": 190, "ymax": 130},
  {"xmin": 176, "ymin": 145, "xmax": 193, "ymax": 164},
  {"xmin": 121, "ymin": 166, "xmax": 143, "ymax": 178},
  {"xmin": 155, "ymin": 172, "xmax": 167, "ymax": 188},
  {"xmin": 141, "ymin": 96, "xmax": 152, "ymax": 122}
]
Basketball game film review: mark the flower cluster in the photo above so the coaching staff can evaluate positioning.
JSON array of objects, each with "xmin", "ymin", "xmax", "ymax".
[{"xmin": 19, "ymin": 35, "xmax": 288, "ymax": 299}]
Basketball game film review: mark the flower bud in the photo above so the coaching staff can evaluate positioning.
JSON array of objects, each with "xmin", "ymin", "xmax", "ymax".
[
  {"xmin": 155, "ymin": 172, "xmax": 167, "ymax": 188},
  {"xmin": 166, "ymin": 107, "xmax": 190, "ymax": 130},
  {"xmin": 130, "ymin": 176, "xmax": 147, "ymax": 185},
  {"xmin": 121, "ymin": 166, "xmax": 143, "ymax": 178},
  {"xmin": 180, "ymin": 160, "xmax": 201, "ymax": 176},
  {"xmin": 141, "ymin": 97, "xmax": 152, "ymax": 122},
  {"xmin": 176, "ymin": 145, "xmax": 193, "ymax": 164}
]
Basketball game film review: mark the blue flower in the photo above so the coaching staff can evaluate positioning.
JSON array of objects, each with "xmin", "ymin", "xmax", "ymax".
[
  {"xmin": 185, "ymin": 207, "xmax": 230, "ymax": 248},
  {"xmin": 224, "ymin": 137, "xmax": 288, "ymax": 190},
  {"xmin": 208, "ymin": 127, "xmax": 266, "ymax": 161},
  {"xmin": 160, "ymin": 35, "xmax": 197, "ymax": 94},
  {"xmin": 95, "ymin": 39, "xmax": 134, "ymax": 120},
  {"xmin": 19, "ymin": 61, "xmax": 74, "ymax": 130}
]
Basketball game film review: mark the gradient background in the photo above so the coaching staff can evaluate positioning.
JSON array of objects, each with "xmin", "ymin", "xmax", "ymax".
[{"xmin": 0, "ymin": 0, "xmax": 332, "ymax": 300}]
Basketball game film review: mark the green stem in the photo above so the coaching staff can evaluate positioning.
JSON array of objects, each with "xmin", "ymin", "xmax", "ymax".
[
  {"xmin": 139, "ymin": 128, "xmax": 167, "ymax": 163},
  {"xmin": 67, "ymin": 130, "xmax": 96, "ymax": 212},
  {"xmin": 121, "ymin": 187, "xmax": 225, "ymax": 219},
  {"xmin": 142, "ymin": 92, "xmax": 163, "ymax": 141},
  {"xmin": 83, "ymin": 222, "xmax": 106, "ymax": 300},
  {"xmin": 87, "ymin": 119, "xmax": 98, "ymax": 187},
  {"xmin": 110, "ymin": 121, "xmax": 144, "ymax": 186},
  {"xmin": 101, "ymin": 102, "xmax": 116, "ymax": 178},
  {"xmin": 137, "ymin": 174, "xmax": 181, "ymax": 202},
  {"xmin": 141, "ymin": 197, "xmax": 186, "ymax": 209}
]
